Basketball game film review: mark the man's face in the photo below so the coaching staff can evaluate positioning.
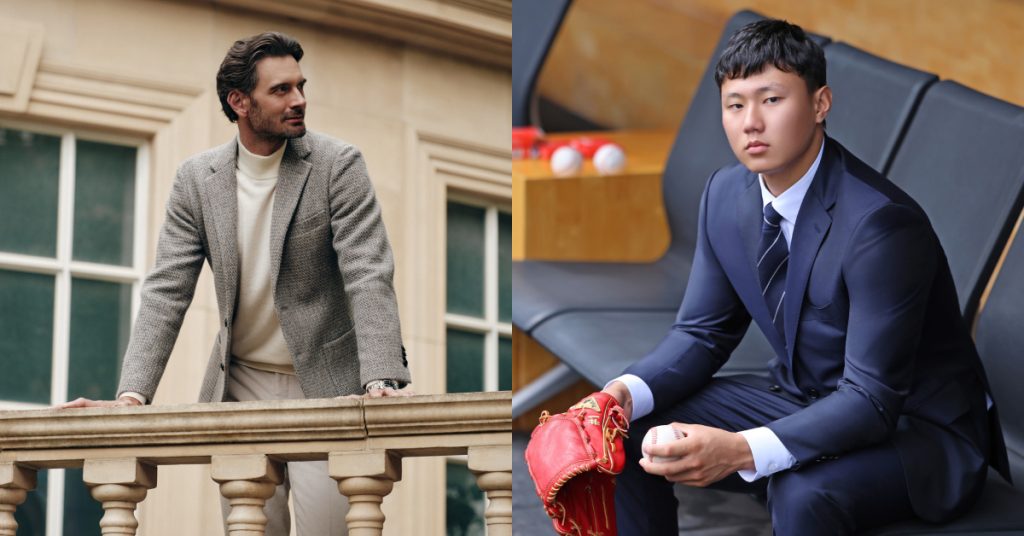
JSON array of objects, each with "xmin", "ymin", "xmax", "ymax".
[
  {"xmin": 720, "ymin": 66, "xmax": 829, "ymax": 181},
  {"xmin": 243, "ymin": 55, "xmax": 307, "ymax": 140}
]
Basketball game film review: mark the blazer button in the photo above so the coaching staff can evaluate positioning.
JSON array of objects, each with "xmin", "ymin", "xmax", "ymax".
[
  {"xmin": 768, "ymin": 384, "xmax": 782, "ymax": 392},
  {"xmin": 807, "ymin": 388, "xmax": 819, "ymax": 399},
  {"xmin": 220, "ymin": 363, "xmax": 225, "ymax": 371},
  {"xmin": 224, "ymin": 319, "xmax": 228, "ymax": 327}
]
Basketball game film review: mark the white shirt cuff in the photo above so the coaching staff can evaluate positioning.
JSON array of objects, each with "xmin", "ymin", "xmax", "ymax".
[
  {"xmin": 737, "ymin": 427, "xmax": 796, "ymax": 481},
  {"xmin": 605, "ymin": 374, "xmax": 654, "ymax": 421},
  {"xmin": 119, "ymin": 392, "xmax": 147, "ymax": 405}
]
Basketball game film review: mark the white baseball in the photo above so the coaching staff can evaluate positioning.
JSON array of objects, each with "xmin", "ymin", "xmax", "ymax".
[
  {"xmin": 593, "ymin": 143, "xmax": 626, "ymax": 175},
  {"xmin": 550, "ymin": 146, "xmax": 583, "ymax": 177},
  {"xmin": 642, "ymin": 425, "xmax": 685, "ymax": 463}
]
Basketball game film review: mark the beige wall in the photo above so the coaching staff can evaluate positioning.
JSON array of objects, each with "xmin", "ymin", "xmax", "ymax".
[
  {"xmin": 0, "ymin": 0, "xmax": 511, "ymax": 534},
  {"xmin": 538, "ymin": 0, "xmax": 1024, "ymax": 130}
]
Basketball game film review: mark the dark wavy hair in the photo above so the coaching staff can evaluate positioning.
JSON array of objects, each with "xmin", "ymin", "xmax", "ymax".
[
  {"xmin": 216, "ymin": 32, "xmax": 304, "ymax": 122},
  {"xmin": 714, "ymin": 19, "xmax": 826, "ymax": 95}
]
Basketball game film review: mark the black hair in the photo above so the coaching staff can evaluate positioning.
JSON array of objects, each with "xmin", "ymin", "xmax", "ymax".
[
  {"xmin": 714, "ymin": 19, "xmax": 826, "ymax": 94},
  {"xmin": 216, "ymin": 32, "xmax": 304, "ymax": 122}
]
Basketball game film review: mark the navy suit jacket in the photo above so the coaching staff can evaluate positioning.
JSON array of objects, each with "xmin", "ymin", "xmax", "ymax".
[{"xmin": 626, "ymin": 137, "xmax": 1010, "ymax": 522}]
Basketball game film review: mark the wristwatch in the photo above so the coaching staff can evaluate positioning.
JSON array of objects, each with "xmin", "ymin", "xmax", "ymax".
[{"xmin": 364, "ymin": 379, "xmax": 404, "ymax": 392}]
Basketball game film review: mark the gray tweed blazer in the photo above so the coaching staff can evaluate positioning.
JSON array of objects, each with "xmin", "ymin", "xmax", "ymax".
[{"xmin": 117, "ymin": 132, "xmax": 410, "ymax": 402}]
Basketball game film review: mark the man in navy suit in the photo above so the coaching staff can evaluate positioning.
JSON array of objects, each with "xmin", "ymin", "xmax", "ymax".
[{"xmin": 603, "ymin": 19, "xmax": 1010, "ymax": 534}]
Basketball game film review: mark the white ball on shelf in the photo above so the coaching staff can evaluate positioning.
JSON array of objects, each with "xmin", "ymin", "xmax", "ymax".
[
  {"xmin": 550, "ymin": 146, "xmax": 583, "ymax": 177},
  {"xmin": 593, "ymin": 143, "xmax": 627, "ymax": 175}
]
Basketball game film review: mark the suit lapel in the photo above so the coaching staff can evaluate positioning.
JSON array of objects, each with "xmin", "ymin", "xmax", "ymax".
[
  {"xmin": 783, "ymin": 139, "xmax": 839, "ymax": 357},
  {"xmin": 737, "ymin": 172, "xmax": 763, "ymax": 277},
  {"xmin": 736, "ymin": 171, "xmax": 788, "ymax": 354},
  {"xmin": 203, "ymin": 138, "xmax": 240, "ymax": 317},
  {"xmin": 269, "ymin": 135, "xmax": 313, "ymax": 288}
]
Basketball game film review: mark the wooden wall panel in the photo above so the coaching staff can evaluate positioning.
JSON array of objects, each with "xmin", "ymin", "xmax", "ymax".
[{"xmin": 537, "ymin": 0, "xmax": 1024, "ymax": 130}]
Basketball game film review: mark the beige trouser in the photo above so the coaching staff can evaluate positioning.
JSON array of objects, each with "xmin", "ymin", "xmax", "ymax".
[{"xmin": 221, "ymin": 362, "xmax": 349, "ymax": 536}]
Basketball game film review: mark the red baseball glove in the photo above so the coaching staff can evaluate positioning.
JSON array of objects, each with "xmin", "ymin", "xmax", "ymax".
[{"xmin": 524, "ymin": 391, "xmax": 630, "ymax": 535}]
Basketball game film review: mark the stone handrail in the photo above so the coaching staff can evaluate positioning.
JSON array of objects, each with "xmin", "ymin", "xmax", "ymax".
[{"xmin": 0, "ymin": 392, "xmax": 511, "ymax": 535}]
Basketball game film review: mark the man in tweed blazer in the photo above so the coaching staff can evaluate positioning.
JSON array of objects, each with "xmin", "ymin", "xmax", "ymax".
[{"xmin": 61, "ymin": 32, "xmax": 410, "ymax": 535}]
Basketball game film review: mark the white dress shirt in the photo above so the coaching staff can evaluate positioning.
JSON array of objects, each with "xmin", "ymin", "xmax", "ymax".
[{"xmin": 608, "ymin": 139, "xmax": 825, "ymax": 482}]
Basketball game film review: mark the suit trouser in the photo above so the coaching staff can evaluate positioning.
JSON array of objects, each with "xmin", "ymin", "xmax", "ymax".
[
  {"xmin": 616, "ymin": 374, "xmax": 915, "ymax": 535},
  {"xmin": 221, "ymin": 362, "xmax": 349, "ymax": 536}
]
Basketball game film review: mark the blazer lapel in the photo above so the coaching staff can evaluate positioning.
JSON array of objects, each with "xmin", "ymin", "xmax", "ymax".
[
  {"xmin": 269, "ymin": 136, "xmax": 313, "ymax": 288},
  {"xmin": 784, "ymin": 139, "xmax": 840, "ymax": 357},
  {"xmin": 737, "ymin": 171, "xmax": 763, "ymax": 277},
  {"xmin": 203, "ymin": 138, "xmax": 240, "ymax": 318}
]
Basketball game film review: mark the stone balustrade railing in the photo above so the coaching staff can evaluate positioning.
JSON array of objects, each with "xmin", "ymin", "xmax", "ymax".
[{"xmin": 0, "ymin": 392, "xmax": 511, "ymax": 536}]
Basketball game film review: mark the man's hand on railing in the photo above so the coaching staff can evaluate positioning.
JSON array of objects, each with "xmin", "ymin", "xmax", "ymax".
[
  {"xmin": 58, "ymin": 396, "xmax": 144, "ymax": 409},
  {"xmin": 335, "ymin": 386, "xmax": 416, "ymax": 400}
]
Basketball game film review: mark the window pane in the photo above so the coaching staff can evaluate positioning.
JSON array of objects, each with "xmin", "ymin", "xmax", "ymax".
[
  {"xmin": 73, "ymin": 139, "xmax": 137, "ymax": 266},
  {"xmin": 14, "ymin": 468, "xmax": 47, "ymax": 535},
  {"xmin": 446, "ymin": 461, "xmax": 484, "ymax": 536},
  {"xmin": 446, "ymin": 328, "xmax": 484, "ymax": 393},
  {"xmin": 499, "ymin": 336, "xmax": 511, "ymax": 391},
  {"xmin": 0, "ymin": 269, "xmax": 53, "ymax": 403},
  {"xmin": 0, "ymin": 128, "xmax": 60, "ymax": 257},
  {"xmin": 498, "ymin": 211, "xmax": 511, "ymax": 323},
  {"xmin": 63, "ymin": 468, "xmax": 103, "ymax": 536},
  {"xmin": 68, "ymin": 278, "xmax": 132, "ymax": 401},
  {"xmin": 446, "ymin": 202, "xmax": 485, "ymax": 317}
]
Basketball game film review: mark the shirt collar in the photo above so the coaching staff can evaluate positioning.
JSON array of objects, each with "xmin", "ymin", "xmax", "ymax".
[{"xmin": 759, "ymin": 139, "xmax": 825, "ymax": 225}]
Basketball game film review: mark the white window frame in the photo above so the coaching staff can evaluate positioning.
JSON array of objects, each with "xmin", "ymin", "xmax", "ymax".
[
  {"xmin": 442, "ymin": 195, "xmax": 511, "ymax": 533},
  {"xmin": 0, "ymin": 120, "xmax": 149, "ymax": 536},
  {"xmin": 444, "ymin": 193, "xmax": 512, "ymax": 393}
]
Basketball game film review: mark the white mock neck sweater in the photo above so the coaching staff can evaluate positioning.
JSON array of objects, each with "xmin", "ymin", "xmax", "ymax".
[{"xmin": 231, "ymin": 140, "xmax": 294, "ymax": 374}]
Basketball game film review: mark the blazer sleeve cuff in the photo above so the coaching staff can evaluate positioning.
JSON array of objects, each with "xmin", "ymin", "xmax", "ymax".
[{"xmin": 118, "ymin": 391, "xmax": 148, "ymax": 405}]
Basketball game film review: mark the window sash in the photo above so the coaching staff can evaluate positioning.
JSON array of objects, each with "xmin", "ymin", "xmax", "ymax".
[
  {"xmin": 444, "ymin": 197, "xmax": 511, "ymax": 393},
  {"xmin": 0, "ymin": 122, "xmax": 148, "ymax": 536}
]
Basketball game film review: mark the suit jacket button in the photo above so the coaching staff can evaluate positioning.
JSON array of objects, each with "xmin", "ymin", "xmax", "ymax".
[
  {"xmin": 224, "ymin": 319, "xmax": 228, "ymax": 327},
  {"xmin": 807, "ymin": 388, "xmax": 819, "ymax": 399},
  {"xmin": 768, "ymin": 384, "xmax": 782, "ymax": 392},
  {"xmin": 220, "ymin": 363, "xmax": 225, "ymax": 371}
]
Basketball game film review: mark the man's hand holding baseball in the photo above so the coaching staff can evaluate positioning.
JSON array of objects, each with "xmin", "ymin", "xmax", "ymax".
[{"xmin": 640, "ymin": 423, "xmax": 755, "ymax": 487}]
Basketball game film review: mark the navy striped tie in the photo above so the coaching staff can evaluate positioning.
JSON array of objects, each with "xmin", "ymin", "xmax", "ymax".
[{"xmin": 758, "ymin": 203, "xmax": 788, "ymax": 343}]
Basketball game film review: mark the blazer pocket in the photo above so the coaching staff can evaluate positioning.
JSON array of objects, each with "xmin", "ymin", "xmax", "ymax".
[
  {"xmin": 800, "ymin": 300, "xmax": 838, "ymax": 324},
  {"xmin": 290, "ymin": 212, "xmax": 328, "ymax": 237},
  {"xmin": 323, "ymin": 326, "xmax": 356, "ymax": 351}
]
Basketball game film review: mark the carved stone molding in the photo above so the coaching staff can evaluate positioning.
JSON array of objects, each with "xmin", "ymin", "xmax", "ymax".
[
  {"xmin": 0, "ymin": 18, "xmax": 44, "ymax": 114},
  {"xmin": 415, "ymin": 129, "xmax": 511, "ymax": 200},
  {"xmin": 0, "ymin": 393, "xmax": 510, "ymax": 452},
  {"xmin": 26, "ymin": 59, "xmax": 205, "ymax": 135},
  {"xmin": 182, "ymin": 0, "xmax": 512, "ymax": 68}
]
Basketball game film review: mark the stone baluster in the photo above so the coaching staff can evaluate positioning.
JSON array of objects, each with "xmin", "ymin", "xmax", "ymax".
[
  {"xmin": 0, "ymin": 463, "xmax": 37, "ymax": 536},
  {"xmin": 82, "ymin": 458, "xmax": 157, "ymax": 536},
  {"xmin": 211, "ymin": 454, "xmax": 283, "ymax": 536},
  {"xmin": 329, "ymin": 451, "xmax": 401, "ymax": 536},
  {"xmin": 469, "ymin": 446, "xmax": 512, "ymax": 536}
]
